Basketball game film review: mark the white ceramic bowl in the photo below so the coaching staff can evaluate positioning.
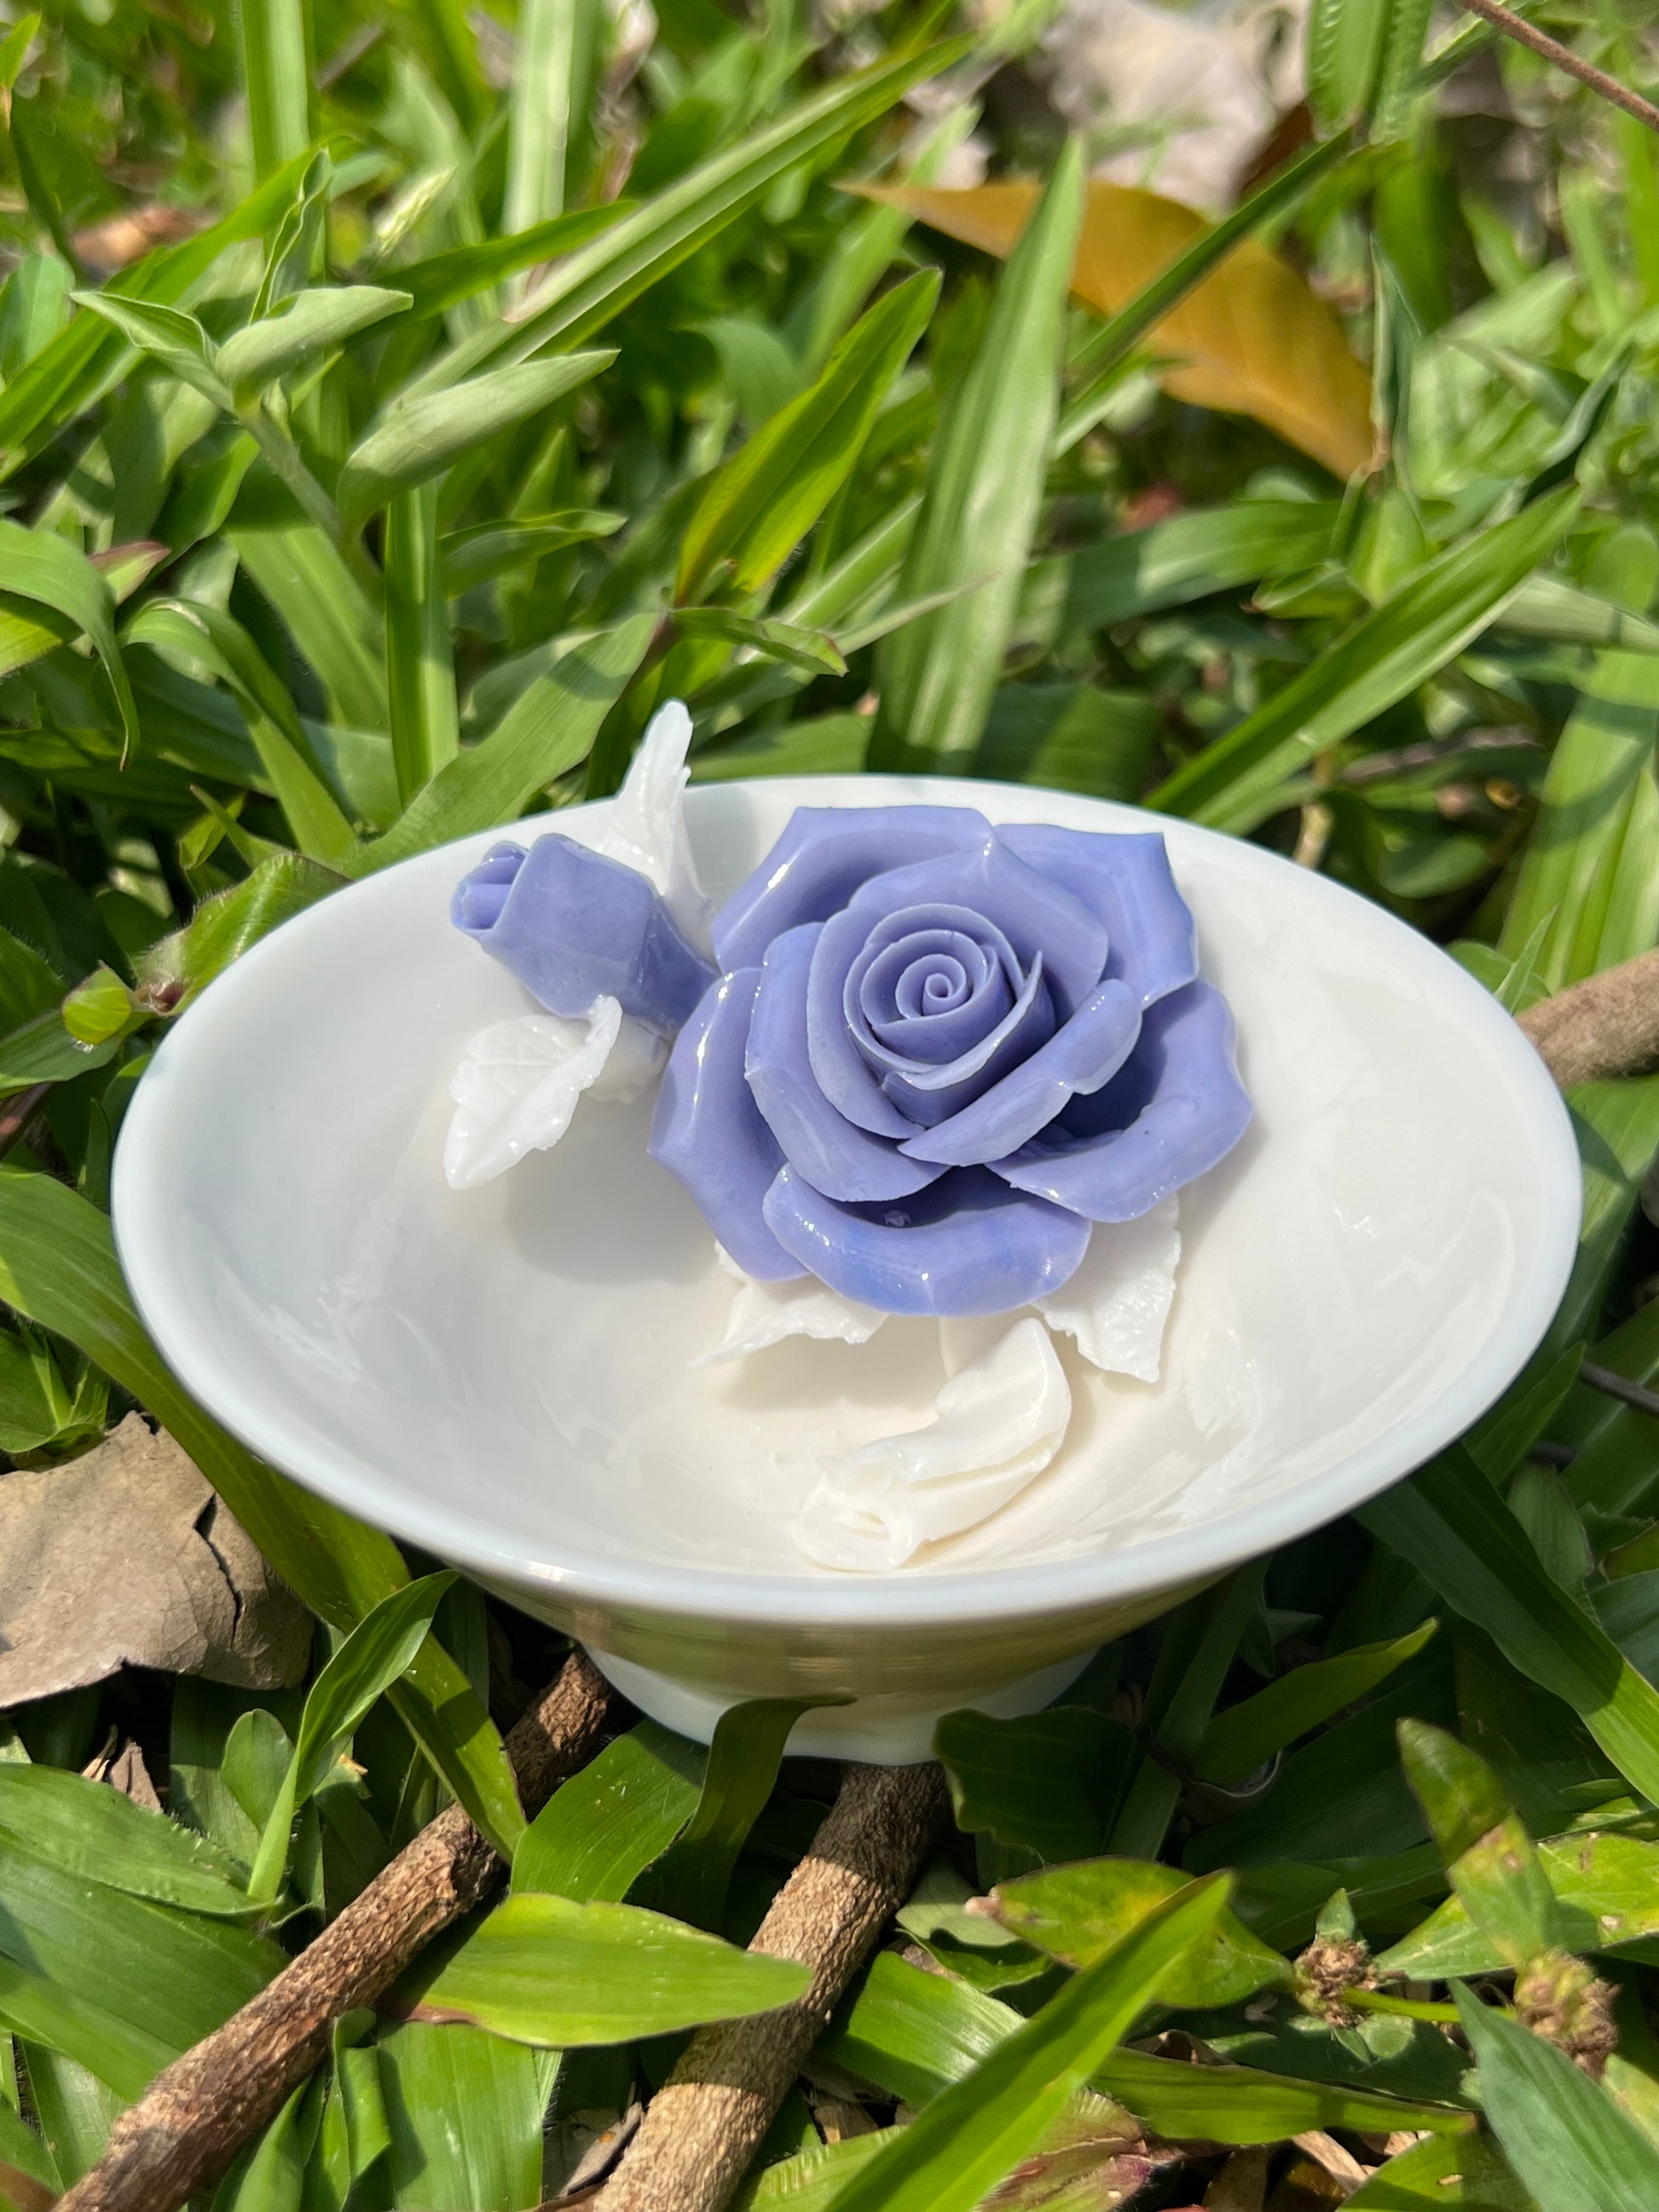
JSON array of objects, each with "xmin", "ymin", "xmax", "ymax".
[{"xmin": 112, "ymin": 777, "xmax": 1581, "ymax": 1759}]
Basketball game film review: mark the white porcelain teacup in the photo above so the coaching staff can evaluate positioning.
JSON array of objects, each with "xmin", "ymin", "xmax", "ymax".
[{"xmin": 112, "ymin": 777, "xmax": 1581, "ymax": 1760}]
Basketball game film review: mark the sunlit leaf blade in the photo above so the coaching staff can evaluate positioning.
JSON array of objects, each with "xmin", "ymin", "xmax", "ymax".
[
  {"xmin": 338, "ymin": 352, "xmax": 615, "ymax": 527},
  {"xmin": 871, "ymin": 138, "xmax": 1084, "ymax": 772},
  {"xmin": 866, "ymin": 177, "xmax": 1373, "ymax": 476},
  {"xmin": 354, "ymin": 614, "xmax": 655, "ymax": 871},
  {"xmin": 1032, "ymin": 500, "xmax": 1340, "ymax": 638},
  {"xmin": 414, "ymin": 1892, "xmax": 809, "ymax": 2043},
  {"xmin": 1153, "ymin": 488, "xmax": 1580, "ymax": 829},
  {"xmin": 379, "ymin": 2021, "xmax": 543, "ymax": 2212},
  {"xmin": 986, "ymin": 1857, "xmax": 1291, "ymax": 2006},
  {"xmin": 0, "ymin": 1766, "xmax": 251, "ymax": 1918},
  {"xmin": 395, "ymin": 205, "xmax": 627, "ymax": 320},
  {"xmin": 650, "ymin": 1699, "xmax": 821, "ymax": 1930},
  {"xmin": 66, "ymin": 293, "xmax": 229, "ymax": 410},
  {"xmin": 678, "ymin": 269, "xmax": 938, "ymax": 602},
  {"xmin": 216, "ymin": 286, "xmax": 412, "ymax": 401},
  {"xmin": 513, "ymin": 1721, "xmax": 704, "ymax": 1902},
  {"xmin": 385, "ymin": 481, "xmax": 460, "ymax": 808},
  {"xmin": 0, "ymin": 522, "xmax": 139, "ymax": 758},
  {"xmin": 411, "ymin": 40, "xmax": 971, "ymax": 396},
  {"xmin": 0, "ymin": 154, "xmax": 312, "ymax": 475},
  {"xmin": 1195, "ymin": 1621, "xmax": 1439, "ymax": 1784},
  {"xmin": 1093, "ymin": 2047, "xmax": 1471, "ymax": 2144},
  {"xmin": 818, "ymin": 1874, "xmax": 1230, "ymax": 2212},
  {"xmin": 1361, "ymin": 1447, "xmax": 1659, "ymax": 1808},
  {"xmin": 249, "ymin": 1574, "xmax": 455, "ymax": 1903},
  {"xmin": 1454, "ymin": 1983, "xmax": 1659, "ymax": 2212}
]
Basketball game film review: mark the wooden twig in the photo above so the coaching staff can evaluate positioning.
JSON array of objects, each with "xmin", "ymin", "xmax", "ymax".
[
  {"xmin": 1452, "ymin": 0, "xmax": 1659, "ymax": 135},
  {"xmin": 1518, "ymin": 946, "xmax": 1659, "ymax": 1088},
  {"xmin": 594, "ymin": 1760, "xmax": 947, "ymax": 2212},
  {"xmin": 57, "ymin": 1650, "xmax": 615, "ymax": 2212}
]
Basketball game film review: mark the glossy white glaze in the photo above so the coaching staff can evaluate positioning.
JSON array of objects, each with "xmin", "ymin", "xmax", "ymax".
[{"xmin": 112, "ymin": 776, "xmax": 1582, "ymax": 1753}]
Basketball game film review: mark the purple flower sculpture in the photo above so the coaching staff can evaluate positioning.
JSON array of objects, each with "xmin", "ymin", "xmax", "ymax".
[{"xmin": 454, "ymin": 798, "xmax": 1251, "ymax": 1319}]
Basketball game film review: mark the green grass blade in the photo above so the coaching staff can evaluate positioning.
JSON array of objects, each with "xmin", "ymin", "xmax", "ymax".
[
  {"xmin": 1152, "ymin": 488, "xmax": 1580, "ymax": 829},
  {"xmin": 338, "ymin": 353, "xmax": 613, "ymax": 528},
  {"xmin": 0, "ymin": 522, "xmax": 138, "ymax": 759},
  {"xmin": 229, "ymin": 518, "xmax": 388, "ymax": 728},
  {"xmin": 248, "ymin": 1573, "xmax": 454, "ymax": 1903},
  {"xmin": 820, "ymin": 1874, "xmax": 1230, "ymax": 2212},
  {"xmin": 677, "ymin": 269, "xmax": 938, "ymax": 602},
  {"xmin": 871, "ymin": 136, "xmax": 1084, "ymax": 772},
  {"xmin": 1194, "ymin": 1620, "xmax": 1439, "ymax": 1785},
  {"xmin": 503, "ymin": 0, "xmax": 585, "ymax": 240},
  {"xmin": 237, "ymin": 0, "xmax": 315, "ymax": 185},
  {"xmin": 513, "ymin": 1721, "xmax": 705, "ymax": 1901},
  {"xmin": 1361, "ymin": 1447, "xmax": 1659, "ymax": 1808},
  {"xmin": 649, "ymin": 1699, "xmax": 821, "ymax": 1931},
  {"xmin": 417, "ymin": 1892, "xmax": 810, "ymax": 2044},
  {"xmin": 385, "ymin": 482, "xmax": 460, "ymax": 808},
  {"xmin": 0, "ymin": 155, "xmax": 312, "ymax": 476},
  {"xmin": 409, "ymin": 40, "xmax": 972, "ymax": 397},
  {"xmin": 1499, "ymin": 653, "xmax": 1659, "ymax": 990},
  {"xmin": 354, "ymin": 613, "xmax": 655, "ymax": 871},
  {"xmin": 123, "ymin": 599, "xmax": 360, "ymax": 869},
  {"xmin": 1454, "ymin": 1984, "xmax": 1659, "ymax": 2212}
]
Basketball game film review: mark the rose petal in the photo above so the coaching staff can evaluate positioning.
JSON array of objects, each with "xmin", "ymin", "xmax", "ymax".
[
  {"xmin": 761, "ymin": 1164, "xmax": 1090, "ymax": 1316},
  {"xmin": 854, "ymin": 908, "xmax": 1020, "ymax": 1064},
  {"xmin": 997, "ymin": 826, "xmax": 1197, "ymax": 1006},
  {"xmin": 873, "ymin": 956, "xmax": 1053, "ymax": 1129},
  {"xmin": 805, "ymin": 904, "xmax": 928, "ymax": 1140},
  {"xmin": 1034, "ymin": 1199, "xmax": 1181, "ymax": 1381},
  {"xmin": 444, "ymin": 1002, "xmax": 630, "ymax": 1190},
  {"xmin": 714, "ymin": 804, "xmax": 994, "ymax": 971},
  {"xmin": 898, "ymin": 979, "xmax": 1142, "ymax": 1167},
  {"xmin": 846, "ymin": 835, "xmax": 1110, "ymax": 1017},
  {"xmin": 453, "ymin": 832, "xmax": 716, "ymax": 1028},
  {"xmin": 992, "ymin": 982, "xmax": 1251, "ymax": 1221},
  {"xmin": 746, "ymin": 923, "xmax": 944, "ymax": 1204},
  {"xmin": 602, "ymin": 698, "xmax": 714, "ymax": 953},
  {"xmin": 694, "ymin": 1250, "xmax": 887, "ymax": 1365},
  {"xmin": 650, "ymin": 970, "xmax": 805, "ymax": 1280},
  {"xmin": 792, "ymin": 1318, "xmax": 1071, "ymax": 1570}
]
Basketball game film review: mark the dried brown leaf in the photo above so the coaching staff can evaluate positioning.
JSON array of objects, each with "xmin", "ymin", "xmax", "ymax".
[
  {"xmin": 0, "ymin": 1414, "xmax": 311, "ymax": 1705},
  {"xmin": 855, "ymin": 180, "xmax": 1373, "ymax": 478}
]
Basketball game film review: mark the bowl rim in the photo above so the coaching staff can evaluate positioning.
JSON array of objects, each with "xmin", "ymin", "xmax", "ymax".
[{"xmin": 112, "ymin": 773, "xmax": 1584, "ymax": 1630}]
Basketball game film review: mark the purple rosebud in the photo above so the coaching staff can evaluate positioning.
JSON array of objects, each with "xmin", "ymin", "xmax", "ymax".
[{"xmin": 453, "ymin": 834, "xmax": 715, "ymax": 1030}]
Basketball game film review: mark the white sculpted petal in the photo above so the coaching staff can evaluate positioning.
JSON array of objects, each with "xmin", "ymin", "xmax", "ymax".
[
  {"xmin": 599, "ymin": 698, "xmax": 714, "ymax": 953},
  {"xmin": 443, "ymin": 1002, "xmax": 670, "ymax": 1189},
  {"xmin": 697, "ymin": 1254, "xmax": 888, "ymax": 1366},
  {"xmin": 1034, "ymin": 1198, "xmax": 1180, "ymax": 1382},
  {"xmin": 794, "ymin": 1318, "xmax": 1072, "ymax": 1571}
]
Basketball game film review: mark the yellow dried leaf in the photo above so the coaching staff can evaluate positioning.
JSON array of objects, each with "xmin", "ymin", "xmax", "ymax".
[{"xmin": 856, "ymin": 181, "xmax": 1373, "ymax": 480}]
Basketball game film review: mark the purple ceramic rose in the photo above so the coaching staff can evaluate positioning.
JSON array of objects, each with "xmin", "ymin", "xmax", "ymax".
[{"xmin": 452, "ymin": 801, "xmax": 1250, "ymax": 1316}]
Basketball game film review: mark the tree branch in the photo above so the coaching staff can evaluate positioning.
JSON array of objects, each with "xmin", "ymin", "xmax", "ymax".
[
  {"xmin": 57, "ymin": 1650, "xmax": 616, "ymax": 2212},
  {"xmin": 593, "ymin": 1760, "xmax": 946, "ymax": 2212},
  {"xmin": 1518, "ymin": 946, "xmax": 1659, "ymax": 1087},
  {"xmin": 1452, "ymin": 0, "xmax": 1659, "ymax": 135}
]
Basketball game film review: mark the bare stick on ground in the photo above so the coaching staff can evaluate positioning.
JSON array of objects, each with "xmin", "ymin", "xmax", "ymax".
[
  {"xmin": 1452, "ymin": 0, "xmax": 1659, "ymax": 136},
  {"xmin": 595, "ymin": 1759, "xmax": 947, "ymax": 2212},
  {"xmin": 58, "ymin": 1649, "xmax": 615, "ymax": 2212},
  {"xmin": 1518, "ymin": 946, "xmax": 1659, "ymax": 1088}
]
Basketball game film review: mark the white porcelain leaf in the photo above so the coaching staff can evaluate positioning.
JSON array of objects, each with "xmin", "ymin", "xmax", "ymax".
[
  {"xmin": 599, "ymin": 698, "xmax": 714, "ymax": 952},
  {"xmin": 444, "ymin": 1002, "xmax": 670, "ymax": 1190},
  {"xmin": 697, "ymin": 1252, "xmax": 888, "ymax": 1365},
  {"xmin": 1035, "ymin": 1198, "xmax": 1181, "ymax": 1382},
  {"xmin": 794, "ymin": 1317, "xmax": 1072, "ymax": 1571}
]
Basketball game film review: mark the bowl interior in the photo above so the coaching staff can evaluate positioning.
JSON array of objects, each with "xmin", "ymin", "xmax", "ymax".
[{"xmin": 113, "ymin": 777, "xmax": 1581, "ymax": 1621}]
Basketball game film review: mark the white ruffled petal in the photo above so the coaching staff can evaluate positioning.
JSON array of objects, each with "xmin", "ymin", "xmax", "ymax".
[
  {"xmin": 445, "ymin": 1002, "xmax": 633, "ymax": 1190},
  {"xmin": 794, "ymin": 1318, "xmax": 1072, "ymax": 1571},
  {"xmin": 1034, "ymin": 1198, "xmax": 1180, "ymax": 1382},
  {"xmin": 599, "ymin": 698, "xmax": 714, "ymax": 953},
  {"xmin": 696, "ymin": 1257, "xmax": 887, "ymax": 1366}
]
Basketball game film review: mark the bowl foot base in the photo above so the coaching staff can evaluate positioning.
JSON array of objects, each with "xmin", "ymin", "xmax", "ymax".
[{"xmin": 582, "ymin": 1645, "xmax": 1098, "ymax": 1762}]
